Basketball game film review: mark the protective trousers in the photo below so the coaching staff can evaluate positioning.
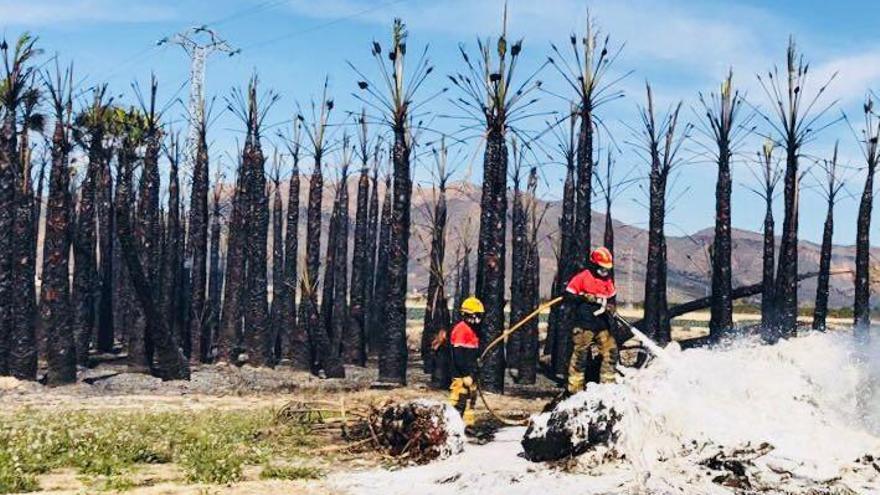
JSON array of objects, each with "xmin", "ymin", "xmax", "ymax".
[
  {"xmin": 449, "ymin": 376, "xmax": 477, "ymax": 426},
  {"xmin": 567, "ymin": 327, "xmax": 618, "ymax": 393}
]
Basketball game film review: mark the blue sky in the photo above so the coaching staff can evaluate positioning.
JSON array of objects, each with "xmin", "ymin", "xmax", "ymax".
[{"xmin": 4, "ymin": 0, "xmax": 880, "ymax": 246}]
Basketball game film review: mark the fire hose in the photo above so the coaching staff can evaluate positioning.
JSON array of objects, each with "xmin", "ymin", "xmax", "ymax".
[{"xmin": 474, "ymin": 297, "xmax": 671, "ymax": 426}]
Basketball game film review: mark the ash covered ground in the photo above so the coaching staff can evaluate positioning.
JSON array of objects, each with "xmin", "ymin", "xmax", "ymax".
[{"xmin": 335, "ymin": 332, "xmax": 880, "ymax": 494}]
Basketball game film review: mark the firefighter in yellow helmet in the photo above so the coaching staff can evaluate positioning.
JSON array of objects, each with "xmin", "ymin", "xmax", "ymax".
[
  {"xmin": 564, "ymin": 247, "xmax": 618, "ymax": 393},
  {"xmin": 447, "ymin": 296, "xmax": 484, "ymax": 427}
]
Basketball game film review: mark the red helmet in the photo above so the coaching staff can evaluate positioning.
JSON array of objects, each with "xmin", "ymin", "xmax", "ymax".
[{"xmin": 590, "ymin": 247, "xmax": 613, "ymax": 269}]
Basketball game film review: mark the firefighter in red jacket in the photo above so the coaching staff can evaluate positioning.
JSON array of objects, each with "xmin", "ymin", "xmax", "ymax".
[
  {"xmin": 564, "ymin": 247, "xmax": 618, "ymax": 393},
  {"xmin": 448, "ymin": 296, "xmax": 484, "ymax": 427}
]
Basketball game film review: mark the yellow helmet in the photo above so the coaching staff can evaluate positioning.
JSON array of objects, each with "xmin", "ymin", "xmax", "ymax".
[{"xmin": 460, "ymin": 296, "xmax": 485, "ymax": 315}]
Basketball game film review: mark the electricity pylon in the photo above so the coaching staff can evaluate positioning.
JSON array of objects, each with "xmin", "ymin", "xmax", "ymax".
[{"xmin": 159, "ymin": 26, "xmax": 238, "ymax": 173}]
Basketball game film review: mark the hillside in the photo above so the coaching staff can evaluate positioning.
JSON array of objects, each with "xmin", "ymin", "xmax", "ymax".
[{"xmin": 266, "ymin": 178, "xmax": 873, "ymax": 309}]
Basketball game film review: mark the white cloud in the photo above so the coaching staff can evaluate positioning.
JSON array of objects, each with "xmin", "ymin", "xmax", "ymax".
[
  {"xmin": 0, "ymin": 0, "xmax": 175, "ymax": 25},
  {"xmin": 812, "ymin": 51, "xmax": 880, "ymax": 105}
]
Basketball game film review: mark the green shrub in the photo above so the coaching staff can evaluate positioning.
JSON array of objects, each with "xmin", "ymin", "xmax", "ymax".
[
  {"xmin": 178, "ymin": 434, "xmax": 244, "ymax": 484},
  {"xmin": 260, "ymin": 464, "xmax": 324, "ymax": 481}
]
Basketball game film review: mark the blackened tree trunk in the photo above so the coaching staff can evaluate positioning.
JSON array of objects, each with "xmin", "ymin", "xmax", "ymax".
[
  {"xmin": 270, "ymin": 180, "xmax": 284, "ymax": 363},
  {"xmin": 162, "ymin": 155, "xmax": 184, "ymax": 357},
  {"xmin": 550, "ymin": 161, "xmax": 576, "ymax": 373},
  {"xmin": 369, "ymin": 174, "xmax": 392, "ymax": 354},
  {"xmin": 320, "ymin": 184, "xmax": 340, "ymax": 349},
  {"xmin": 187, "ymin": 117, "xmax": 210, "ymax": 363},
  {"xmin": 773, "ymin": 146, "xmax": 800, "ymax": 339},
  {"xmin": 10, "ymin": 130, "xmax": 37, "ymax": 380},
  {"xmin": 507, "ymin": 167, "xmax": 527, "ymax": 371},
  {"xmin": 281, "ymin": 162, "xmax": 302, "ymax": 366},
  {"xmin": 207, "ymin": 191, "xmax": 223, "ymax": 359},
  {"xmin": 346, "ymin": 164, "xmax": 370, "ymax": 366},
  {"xmin": 72, "ymin": 97, "xmax": 104, "ymax": 367},
  {"xmin": 299, "ymin": 163, "xmax": 323, "ymax": 371},
  {"xmin": 761, "ymin": 196, "xmax": 776, "ymax": 327},
  {"xmin": 854, "ymin": 104, "xmax": 878, "ymax": 336},
  {"xmin": 95, "ymin": 153, "xmax": 114, "ymax": 353},
  {"xmin": 476, "ymin": 126, "xmax": 508, "ymax": 393},
  {"xmin": 574, "ymin": 107, "xmax": 593, "ymax": 269},
  {"xmin": 813, "ymin": 146, "xmax": 842, "ymax": 332},
  {"xmin": 813, "ymin": 205, "xmax": 834, "ymax": 331},
  {"xmin": 364, "ymin": 166, "xmax": 380, "ymax": 353},
  {"xmin": 218, "ymin": 168, "xmax": 247, "ymax": 363},
  {"xmin": 517, "ymin": 167, "xmax": 541, "ymax": 384},
  {"xmin": 421, "ymin": 170, "xmax": 449, "ymax": 375},
  {"xmin": 42, "ymin": 83, "xmax": 76, "ymax": 385},
  {"xmin": 115, "ymin": 130, "xmax": 189, "ymax": 381},
  {"xmin": 329, "ymin": 170, "xmax": 350, "ymax": 375},
  {"xmin": 242, "ymin": 118, "xmax": 271, "ymax": 368}
]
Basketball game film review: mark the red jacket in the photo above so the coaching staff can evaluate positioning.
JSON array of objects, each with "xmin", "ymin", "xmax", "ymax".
[{"xmin": 450, "ymin": 321, "xmax": 479, "ymax": 377}]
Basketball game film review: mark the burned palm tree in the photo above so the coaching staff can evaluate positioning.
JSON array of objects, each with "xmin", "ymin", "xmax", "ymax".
[
  {"xmin": 228, "ymin": 76, "xmax": 277, "ymax": 367},
  {"xmin": 40, "ymin": 62, "xmax": 76, "ymax": 384},
  {"xmin": 418, "ymin": 139, "xmax": 452, "ymax": 377},
  {"xmin": 280, "ymin": 120, "xmax": 302, "ymax": 364},
  {"xmin": 298, "ymin": 83, "xmax": 343, "ymax": 376},
  {"xmin": 632, "ymin": 84, "xmax": 689, "ymax": 345},
  {"xmin": 369, "ymin": 172, "xmax": 393, "ymax": 356},
  {"xmin": 352, "ymin": 18, "xmax": 435, "ymax": 385},
  {"xmin": 328, "ymin": 143, "xmax": 352, "ymax": 372},
  {"xmin": 548, "ymin": 110, "xmax": 577, "ymax": 374},
  {"xmin": 269, "ymin": 161, "xmax": 284, "ymax": 362},
  {"xmin": 217, "ymin": 152, "xmax": 247, "ymax": 363},
  {"xmin": 162, "ymin": 132, "xmax": 185, "ymax": 359},
  {"xmin": 127, "ymin": 76, "xmax": 165, "ymax": 369},
  {"xmin": 95, "ymin": 108, "xmax": 115, "ymax": 354},
  {"xmin": 507, "ymin": 142, "xmax": 528, "ymax": 371},
  {"xmin": 851, "ymin": 96, "xmax": 880, "ymax": 337},
  {"xmin": 745, "ymin": 141, "xmax": 782, "ymax": 328},
  {"xmin": 448, "ymin": 8, "xmax": 543, "ymax": 393},
  {"xmin": 757, "ymin": 38, "xmax": 837, "ymax": 339},
  {"xmin": 518, "ymin": 166, "xmax": 544, "ymax": 384},
  {"xmin": 812, "ymin": 143, "xmax": 846, "ymax": 331},
  {"xmin": 71, "ymin": 87, "xmax": 110, "ymax": 366},
  {"xmin": 345, "ymin": 112, "xmax": 373, "ymax": 366},
  {"xmin": 185, "ymin": 98, "xmax": 212, "ymax": 363},
  {"xmin": 114, "ymin": 110, "xmax": 189, "ymax": 381},
  {"xmin": 363, "ymin": 145, "xmax": 382, "ymax": 353},
  {"xmin": 548, "ymin": 15, "xmax": 626, "ymax": 270},
  {"xmin": 207, "ymin": 181, "xmax": 224, "ymax": 360},
  {"xmin": 0, "ymin": 34, "xmax": 41, "ymax": 378},
  {"xmin": 696, "ymin": 71, "xmax": 751, "ymax": 340}
]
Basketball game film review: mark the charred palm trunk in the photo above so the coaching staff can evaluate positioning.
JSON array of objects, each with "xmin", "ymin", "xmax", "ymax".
[
  {"xmin": 298, "ymin": 164, "xmax": 323, "ymax": 371},
  {"xmin": 270, "ymin": 181, "xmax": 284, "ymax": 363},
  {"xmin": 364, "ymin": 167, "xmax": 380, "ymax": 353},
  {"xmin": 329, "ymin": 171, "xmax": 350, "ymax": 374},
  {"xmin": 42, "ymin": 93, "xmax": 75, "ymax": 385},
  {"xmin": 421, "ymin": 176, "xmax": 448, "ymax": 375},
  {"xmin": 709, "ymin": 143, "xmax": 733, "ymax": 339},
  {"xmin": 281, "ymin": 164, "xmax": 301, "ymax": 364},
  {"xmin": 10, "ymin": 134, "xmax": 37, "ymax": 379},
  {"xmin": 369, "ymin": 174, "xmax": 392, "ymax": 354},
  {"xmin": 772, "ymin": 146, "xmax": 799, "ymax": 339},
  {"xmin": 549, "ymin": 162, "xmax": 576, "ymax": 372},
  {"xmin": 854, "ymin": 155, "xmax": 876, "ymax": 336},
  {"xmin": 95, "ymin": 152, "xmax": 114, "ymax": 353},
  {"xmin": 476, "ymin": 125, "xmax": 508, "ymax": 393},
  {"xmin": 187, "ymin": 121, "xmax": 210, "ymax": 363},
  {"xmin": 644, "ymin": 165, "xmax": 670, "ymax": 344},
  {"xmin": 217, "ymin": 168, "xmax": 247, "ymax": 363},
  {"xmin": 507, "ymin": 170, "xmax": 526, "ymax": 371},
  {"xmin": 761, "ymin": 199, "xmax": 776, "ymax": 327},
  {"xmin": 519, "ymin": 168, "xmax": 541, "ymax": 384},
  {"xmin": 72, "ymin": 115, "xmax": 102, "ymax": 367},
  {"xmin": 162, "ymin": 157, "xmax": 184, "ymax": 358},
  {"xmin": 574, "ymin": 108, "xmax": 593, "ymax": 269},
  {"xmin": 207, "ymin": 193, "xmax": 223, "ymax": 359},
  {"xmin": 115, "ymin": 133, "xmax": 189, "ymax": 381},
  {"xmin": 0, "ymin": 117, "xmax": 12, "ymax": 375},
  {"xmin": 243, "ymin": 130, "xmax": 270, "ymax": 367},
  {"xmin": 453, "ymin": 247, "xmax": 471, "ymax": 323},
  {"xmin": 346, "ymin": 165, "xmax": 370, "ymax": 366},
  {"xmin": 320, "ymin": 186, "xmax": 339, "ymax": 350},
  {"xmin": 813, "ymin": 206, "xmax": 834, "ymax": 331}
]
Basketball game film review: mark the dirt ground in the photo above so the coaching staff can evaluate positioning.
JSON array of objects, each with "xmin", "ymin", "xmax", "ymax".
[{"xmin": 1, "ymin": 356, "xmax": 558, "ymax": 495}]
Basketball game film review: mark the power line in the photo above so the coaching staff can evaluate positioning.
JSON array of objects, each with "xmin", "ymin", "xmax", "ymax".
[{"xmin": 241, "ymin": 0, "xmax": 409, "ymax": 51}]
